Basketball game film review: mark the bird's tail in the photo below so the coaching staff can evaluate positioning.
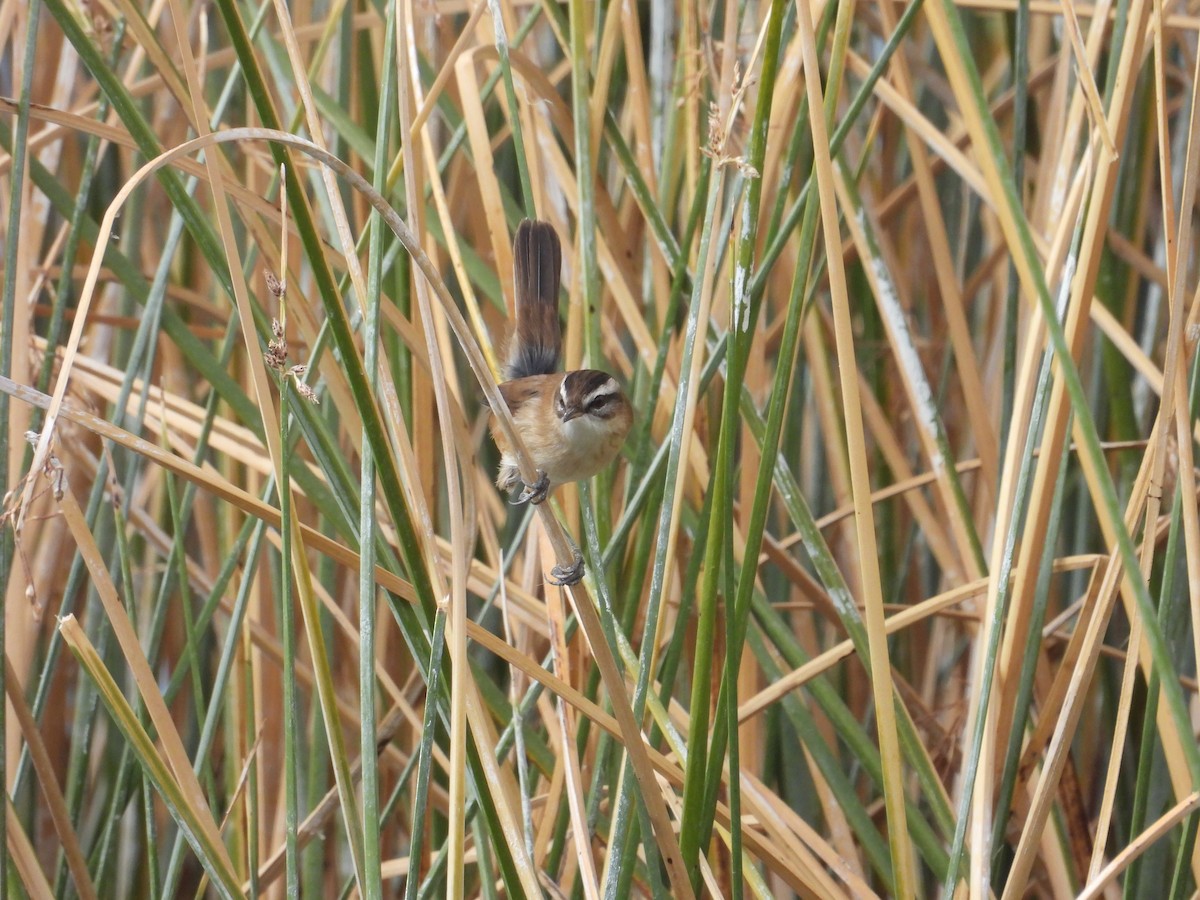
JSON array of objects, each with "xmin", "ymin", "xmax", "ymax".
[{"xmin": 506, "ymin": 219, "xmax": 562, "ymax": 379}]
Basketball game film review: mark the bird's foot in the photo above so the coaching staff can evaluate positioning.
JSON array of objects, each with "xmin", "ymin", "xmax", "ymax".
[
  {"xmin": 512, "ymin": 470, "xmax": 550, "ymax": 505},
  {"xmin": 548, "ymin": 551, "xmax": 585, "ymax": 586}
]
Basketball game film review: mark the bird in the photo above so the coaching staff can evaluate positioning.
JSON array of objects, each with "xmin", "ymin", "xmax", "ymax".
[{"xmin": 489, "ymin": 219, "xmax": 633, "ymax": 584}]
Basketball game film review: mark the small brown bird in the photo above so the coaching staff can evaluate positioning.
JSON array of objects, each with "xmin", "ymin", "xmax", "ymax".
[{"xmin": 490, "ymin": 220, "xmax": 633, "ymax": 582}]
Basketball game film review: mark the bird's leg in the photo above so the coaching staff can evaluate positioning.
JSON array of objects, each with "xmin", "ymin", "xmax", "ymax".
[
  {"xmin": 548, "ymin": 549, "xmax": 585, "ymax": 586},
  {"xmin": 512, "ymin": 470, "xmax": 550, "ymax": 505}
]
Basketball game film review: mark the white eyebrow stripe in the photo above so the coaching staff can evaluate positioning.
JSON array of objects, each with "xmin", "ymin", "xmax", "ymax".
[
  {"xmin": 559, "ymin": 379, "xmax": 570, "ymax": 405},
  {"xmin": 582, "ymin": 382, "xmax": 618, "ymax": 406}
]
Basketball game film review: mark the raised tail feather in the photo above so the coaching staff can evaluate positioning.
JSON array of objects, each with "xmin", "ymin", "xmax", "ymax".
[{"xmin": 506, "ymin": 219, "xmax": 562, "ymax": 379}]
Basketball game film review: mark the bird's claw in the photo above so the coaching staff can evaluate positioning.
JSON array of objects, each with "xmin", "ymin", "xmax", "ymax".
[
  {"xmin": 511, "ymin": 470, "xmax": 550, "ymax": 506},
  {"xmin": 548, "ymin": 551, "xmax": 585, "ymax": 586}
]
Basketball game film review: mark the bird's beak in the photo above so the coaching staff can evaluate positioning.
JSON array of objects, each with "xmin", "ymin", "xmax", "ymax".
[{"xmin": 560, "ymin": 405, "xmax": 583, "ymax": 423}]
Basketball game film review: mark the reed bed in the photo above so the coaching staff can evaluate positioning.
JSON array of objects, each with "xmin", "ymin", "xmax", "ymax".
[{"xmin": 1, "ymin": 0, "xmax": 1199, "ymax": 895}]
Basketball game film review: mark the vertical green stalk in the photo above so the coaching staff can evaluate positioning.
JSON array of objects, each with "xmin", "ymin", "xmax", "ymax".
[
  {"xmin": 244, "ymin": 626, "xmax": 260, "ymax": 898},
  {"xmin": 0, "ymin": 2, "xmax": 44, "ymax": 884},
  {"xmin": 488, "ymin": 0, "xmax": 535, "ymax": 214},
  {"xmin": 679, "ymin": 459, "xmax": 724, "ymax": 885},
  {"xmin": 1126, "ymin": 341, "xmax": 1200, "ymax": 897},
  {"xmin": 405, "ymin": 609, "xmax": 447, "ymax": 900},
  {"xmin": 719, "ymin": 482, "xmax": 743, "ymax": 895},
  {"xmin": 278, "ymin": 375, "xmax": 300, "ymax": 898},
  {"xmin": 989, "ymin": 439, "xmax": 1068, "ymax": 883},
  {"xmin": 1000, "ymin": 0, "xmax": 1029, "ymax": 456},
  {"xmin": 565, "ymin": 0, "xmax": 617, "ymax": 542},
  {"xmin": 164, "ymin": 468, "xmax": 209, "ymax": 748},
  {"xmin": 141, "ymin": 774, "xmax": 159, "ymax": 895},
  {"xmin": 111, "ymin": 472, "xmax": 156, "ymax": 894},
  {"xmin": 359, "ymin": 7, "xmax": 398, "ymax": 897},
  {"xmin": 1167, "ymin": 816, "xmax": 1199, "ymax": 899},
  {"xmin": 568, "ymin": 0, "xmax": 601, "ymax": 369}
]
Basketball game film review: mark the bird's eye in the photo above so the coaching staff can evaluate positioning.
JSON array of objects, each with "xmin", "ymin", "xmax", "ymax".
[{"xmin": 588, "ymin": 395, "xmax": 611, "ymax": 411}]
